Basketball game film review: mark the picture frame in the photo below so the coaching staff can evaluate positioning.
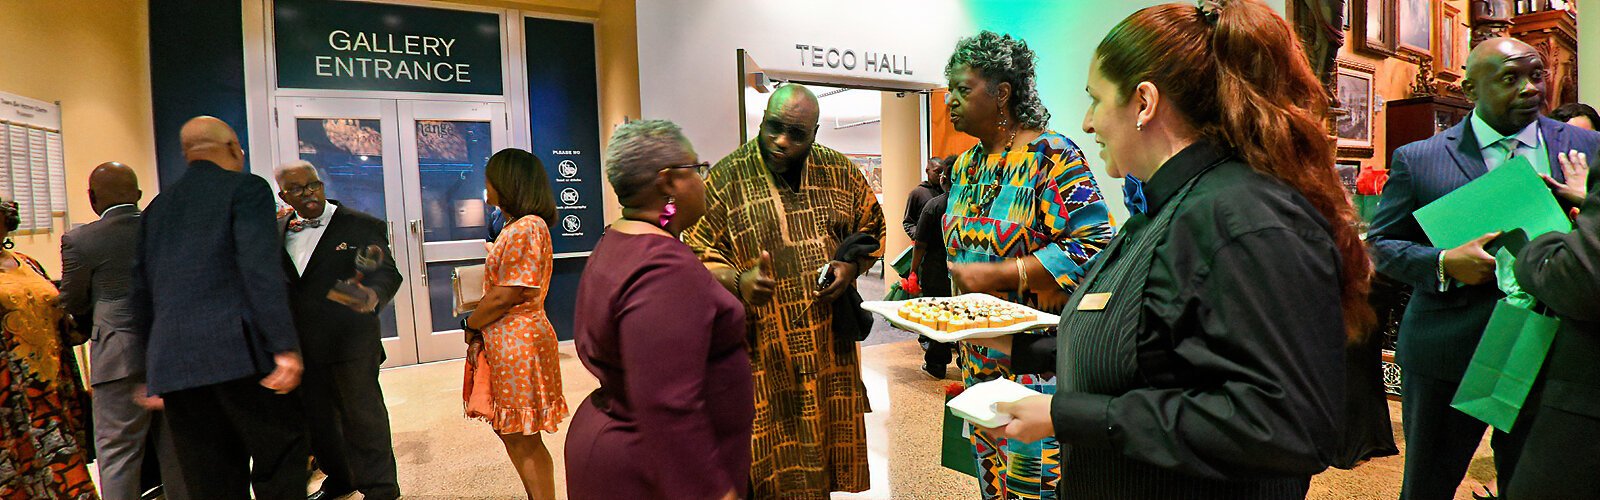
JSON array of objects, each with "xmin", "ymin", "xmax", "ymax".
[
  {"xmin": 846, "ymin": 154, "xmax": 883, "ymax": 194},
  {"xmin": 1336, "ymin": 160, "xmax": 1362, "ymax": 198},
  {"xmin": 1354, "ymin": 0, "xmax": 1396, "ymax": 57},
  {"xmin": 1434, "ymin": 3, "xmax": 1464, "ymax": 80},
  {"xmin": 1335, "ymin": 61, "xmax": 1377, "ymax": 158},
  {"xmin": 1397, "ymin": 0, "xmax": 1433, "ymax": 58}
]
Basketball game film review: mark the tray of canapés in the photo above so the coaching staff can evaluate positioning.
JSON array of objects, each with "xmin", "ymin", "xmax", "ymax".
[{"xmin": 860, "ymin": 293, "xmax": 1060, "ymax": 343}]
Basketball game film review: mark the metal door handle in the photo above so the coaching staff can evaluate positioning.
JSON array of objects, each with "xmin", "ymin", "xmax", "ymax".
[{"xmin": 409, "ymin": 219, "xmax": 427, "ymax": 281}]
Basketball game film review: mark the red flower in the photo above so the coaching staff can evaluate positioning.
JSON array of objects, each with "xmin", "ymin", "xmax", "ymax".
[
  {"xmin": 1356, "ymin": 165, "xmax": 1389, "ymax": 196},
  {"xmin": 900, "ymin": 273, "xmax": 922, "ymax": 296},
  {"xmin": 945, "ymin": 382, "xmax": 966, "ymax": 397}
]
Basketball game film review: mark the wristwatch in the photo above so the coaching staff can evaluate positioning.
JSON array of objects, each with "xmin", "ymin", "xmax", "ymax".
[{"xmin": 1436, "ymin": 250, "xmax": 1451, "ymax": 292}]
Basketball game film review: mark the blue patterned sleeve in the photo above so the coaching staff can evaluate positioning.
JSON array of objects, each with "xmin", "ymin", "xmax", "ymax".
[{"xmin": 1031, "ymin": 143, "xmax": 1113, "ymax": 291}]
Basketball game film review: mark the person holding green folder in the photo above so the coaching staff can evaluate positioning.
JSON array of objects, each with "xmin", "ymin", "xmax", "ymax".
[
  {"xmin": 1504, "ymin": 180, "xmax": 1599, "ymax": 499},
  {"xmin": 1367, "ymin": 37, "xmax": 1599, "ymax": 500}
]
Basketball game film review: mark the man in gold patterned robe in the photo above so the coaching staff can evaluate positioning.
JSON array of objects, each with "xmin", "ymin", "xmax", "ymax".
[{"xmin": 684, "ymin": 84, "xmax": 886, "ymax": 499}]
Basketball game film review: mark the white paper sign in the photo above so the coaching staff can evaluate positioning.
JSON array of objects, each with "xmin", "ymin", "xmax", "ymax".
[{"xmin": 0, "ymin": 90, "xmax": 64, "ymax": 232}]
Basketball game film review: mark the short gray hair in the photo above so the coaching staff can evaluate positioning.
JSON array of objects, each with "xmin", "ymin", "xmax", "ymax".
[
  {"xmin": 274, "ymin": 160, "xmax": 318, "ymax": 183},
  {"xmin": 605, "ymin": 120, "xmax": 692, "ymax": 203},
  {"xmin": 945, "ymin": 31, "xmax": 1051, "ymax": 130}
]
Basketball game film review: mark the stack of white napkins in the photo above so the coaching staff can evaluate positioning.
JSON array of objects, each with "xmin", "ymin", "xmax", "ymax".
[{"xmin": 946, "ymin": 378, "xmax": 1045, "ymax": 428}]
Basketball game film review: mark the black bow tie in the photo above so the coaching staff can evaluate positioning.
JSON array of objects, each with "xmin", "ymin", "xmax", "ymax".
[{"xmin": 288, "ymin": 217, "xmax": 323, "ymax": 233}]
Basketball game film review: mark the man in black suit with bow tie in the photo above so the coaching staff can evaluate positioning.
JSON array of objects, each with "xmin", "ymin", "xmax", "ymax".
[{"xmin": 274, "ymin": 161, "xmax": 403, "ymax": 500}]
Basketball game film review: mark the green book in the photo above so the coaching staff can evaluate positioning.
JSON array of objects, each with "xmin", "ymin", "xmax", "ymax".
[{"xmin": 1413, "ymin": 157, "xmax": 1571, "ymax": 249}]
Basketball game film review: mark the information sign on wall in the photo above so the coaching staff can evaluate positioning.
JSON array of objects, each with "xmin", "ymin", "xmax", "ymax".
[
  {"xmin": 0, "ymin": 90, "xmax": 66, "ymax": 233},
  {"xmin": 526, "ymin": 17, "xmax": 603, "ymax": 255},
  {"xmin": 274, "ymin": 0, "xmax": 504, "ymax": 95}
]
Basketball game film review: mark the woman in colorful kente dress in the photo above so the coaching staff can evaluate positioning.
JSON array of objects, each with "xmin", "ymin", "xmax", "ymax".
[
  {"xmin": 939, "ymin": 31, "xmax": 1114, "ymax": 500},
  {"xmin": 0, "ymin": 198, "xmax": 98, "ymax": 499}
]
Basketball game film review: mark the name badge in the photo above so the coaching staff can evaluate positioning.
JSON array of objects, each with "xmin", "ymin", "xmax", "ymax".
[{"xmin": 1078, "ymin": 292, "xmax": 1112, "ymax": 311}]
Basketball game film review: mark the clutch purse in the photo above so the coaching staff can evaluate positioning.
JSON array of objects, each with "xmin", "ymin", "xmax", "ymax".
[{"xmin": 452, "ymin": 264, "xmax": 486, "ymax": 316}]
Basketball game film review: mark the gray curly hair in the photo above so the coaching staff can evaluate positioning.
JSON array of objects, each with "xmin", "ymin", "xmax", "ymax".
[
  {"xmin": 945, "ymin": 31, "xmax": 1051, "ymax": 130},
  {"xmin": 605, "ymin": 119, "xmax": 694, "ymax": 203}
]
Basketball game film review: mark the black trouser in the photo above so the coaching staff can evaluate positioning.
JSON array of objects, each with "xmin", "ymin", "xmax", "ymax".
[
  {"xmin": 1399, "ymin": 372, "xmax": 1529, "ymax": 500},
  {"xmin": 162, "ymin": 376, "xmax": 310, "ymax": 500},
  {"xmin": 1506, "ymin": 403, "xmax": 1600, "ymax": 499},
  {"xmin": 920, "ymin": 335, "xmax": 953, "ymax": 367},
  {"xmin": 302, "ymin": 354, "xmax": 400, "ymax": 499}
]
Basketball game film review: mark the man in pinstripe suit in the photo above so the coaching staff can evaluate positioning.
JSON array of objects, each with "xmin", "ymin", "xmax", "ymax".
[{"xmin": 1368, "ymin": 37, "xmax": 1598, "ymax": 500}]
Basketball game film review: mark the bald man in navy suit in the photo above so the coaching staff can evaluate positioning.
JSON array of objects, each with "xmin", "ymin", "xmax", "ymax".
[{"xmin": 1368, "ymin": 38, "xmax": 1599, "ymax": 499}]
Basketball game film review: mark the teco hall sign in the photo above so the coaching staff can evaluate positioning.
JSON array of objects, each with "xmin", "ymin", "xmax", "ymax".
[
  {"xmin": 274, "ymin": 0, "xmax": 504, "ymax": 95},
  {"xmin": 793, "ymin": 44, "xmax": 913, "ymax": 75}
]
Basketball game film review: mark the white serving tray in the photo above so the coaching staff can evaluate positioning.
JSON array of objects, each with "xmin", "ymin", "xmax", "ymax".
[{"xmin": 860, "ymin": 293, "xmax": 1059, "ymax": 343}]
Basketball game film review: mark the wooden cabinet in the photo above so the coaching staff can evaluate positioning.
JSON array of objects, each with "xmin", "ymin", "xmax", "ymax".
[{"xmin": 1384, "ymin": 95, "xmax": 1472, "ymax": 166}]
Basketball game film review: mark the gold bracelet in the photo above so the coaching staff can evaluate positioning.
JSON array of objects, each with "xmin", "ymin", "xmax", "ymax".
[{"xmin": 1015, "ymin": 257, "xmax": 1028, "ymax": 294}]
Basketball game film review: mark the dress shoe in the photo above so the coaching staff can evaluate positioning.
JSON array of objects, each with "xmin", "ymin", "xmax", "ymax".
[
  {"xmin": 922, "ymin": 362, "xmax": 946, "ymax": 379},
  {"xmin": 307, "ymin": 487, "xmax": 355, "ymax": 500}
]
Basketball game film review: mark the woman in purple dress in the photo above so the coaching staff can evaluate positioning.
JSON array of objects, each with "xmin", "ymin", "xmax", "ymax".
[{"xmin": 566, "ymin": 120, "xmax": 757, "ymax": 500}]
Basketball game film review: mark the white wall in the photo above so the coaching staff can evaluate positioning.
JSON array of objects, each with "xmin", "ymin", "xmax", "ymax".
[
  {"xmin": 743, "ymin": 86, "xmax": 884, "ymax": 155},
  {"xmin": 637, "ymin": 0, "xmax": 968, "ymax": 160},
  {"xmin": 639, "ymin": 0, "xmax": 1288, "ymax": 222}
]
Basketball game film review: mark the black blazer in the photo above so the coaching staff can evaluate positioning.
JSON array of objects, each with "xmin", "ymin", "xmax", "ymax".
[
  {"xmin": 1368, "ymin": 116, "xmax": 1600, "ymax": 380},
  {"xmin": 277, "ymin": 202, "xmax": 402, "ymax": 365},
  {"xmin": 1510, "ymin": 186, "xmax": 1600, "ymax": 498},
  {"xmin": 132, "ymin": 161, "xmax": 300, "ymax": 395},
  {"xmin": 59, "ymin": 205, "xmax": 146, "ymax": 386}
]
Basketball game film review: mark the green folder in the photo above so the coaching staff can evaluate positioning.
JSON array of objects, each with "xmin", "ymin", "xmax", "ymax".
[{"xmin": 1412, "ymin": 157, "xmax": 1571, "ymax": 249}]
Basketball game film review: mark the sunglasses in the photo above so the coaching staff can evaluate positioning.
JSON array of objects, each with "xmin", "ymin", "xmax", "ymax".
[
  {"xmin": 761, "ymin": 118, "xmax": 815, "ymax": 142},
  {"xmin": 661, "ymin": 161, "xmax": 711, "ymax": 178}
]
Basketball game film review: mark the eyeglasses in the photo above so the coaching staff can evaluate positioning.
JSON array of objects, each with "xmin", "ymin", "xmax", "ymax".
[
  {"xmin": 282, "ymin": 181, "xmax": 325, "ymax": 197},
  {"xmin": 661, "ymin": 161, "xmax": 711, "ymax": 178},
  {"xmin": 761, "ymin": 118, "xmax": 815, "ymax": 142}
]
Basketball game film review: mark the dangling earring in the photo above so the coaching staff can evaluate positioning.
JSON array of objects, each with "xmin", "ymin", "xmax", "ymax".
[
  {"xmin": 2, "ymin": 238, "xmax": 13, "ymax": 250},
  {"xmin": 997, "ymin": 103, "xmax": 1009, "ymax": 131},
  {"xmin": 1136, "ymin": 121, "xmax": 1145, "ymax": 131},
  {"xmin": 659, "ymin": 196, "xmax": 677, "ymax": 228}
]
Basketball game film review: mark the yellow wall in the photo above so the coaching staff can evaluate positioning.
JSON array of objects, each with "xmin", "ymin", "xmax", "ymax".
[
  {"xmin": 595, "ymin": 0, "xmax": 641, "ymax": 221},
  {"xmin": 1582, "ymin": 0, "xmax": 1600, "ymax": 104},
  {"xmin": 0, "ymin": 0, "xmax": 157, "ymax": 276}
]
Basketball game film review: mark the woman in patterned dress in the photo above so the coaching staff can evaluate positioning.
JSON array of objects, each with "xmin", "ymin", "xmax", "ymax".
[
  {"xmin": 0, "ymin": 199, "xmax": 98, "ymax": 499},
  {"xmin": 463, "ymin": 149, "xmax": 567, "ymax": 500},
  {"xmin": 940, "ymin": 31, "xmax": 1115, "ymax": 500}
]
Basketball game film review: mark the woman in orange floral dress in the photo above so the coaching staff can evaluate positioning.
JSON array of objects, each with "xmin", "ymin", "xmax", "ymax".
[
  {"xmin": 0, "ymin": 199, "xmax": 98, "ymax": 499},
  {"xmin": 463, "ymin": 149, "xmax": 567, "ymax": 500}
]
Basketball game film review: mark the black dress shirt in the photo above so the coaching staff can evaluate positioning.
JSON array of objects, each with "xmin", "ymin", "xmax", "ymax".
[
  {"xmin": 902, "ymin": 181, "xmax": 943, "ymax": 240},
  {"xmin": 1015, "ymin": 142, "xmax": 1351, "ymax": 498},
  {"xmin": 914, "ymin": 192, "xmax": 951, "ymax": 297}
]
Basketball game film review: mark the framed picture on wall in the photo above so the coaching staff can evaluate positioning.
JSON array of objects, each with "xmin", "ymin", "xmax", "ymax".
[
  {"xmin": 1354, "ymin": 0, "xmax": 1396, "ymax": 57},
  {"xmin": 1434, "ymin": 3, "xmax": 1463, "ymax": 80},
  {"xmin": 1397, "ymin": 0, "xmax": 1432, "ymax": 57},
  {"xmin": 1335, "ymin": 62, "xmax": 1376, "ymax": 157},
  {"xmin": 1336, "ymin": 160, "xmax": 1362, "ymax": 197},
  {"xmin": 846, "ymin": 154, "xmax": 883, "ymax": 194}
]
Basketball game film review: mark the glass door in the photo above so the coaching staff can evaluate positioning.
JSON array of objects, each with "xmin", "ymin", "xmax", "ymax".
[
  {"xmin": 397, "ymin": 100, "xmax": 507, "ymax": 363},
  {"xmin": 274, "ymin": 98, "xmax": 507, "ymax": 366},
  {"xmin": 273, "ymin": 97, "xmax": 419, "ymax": 367}
]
